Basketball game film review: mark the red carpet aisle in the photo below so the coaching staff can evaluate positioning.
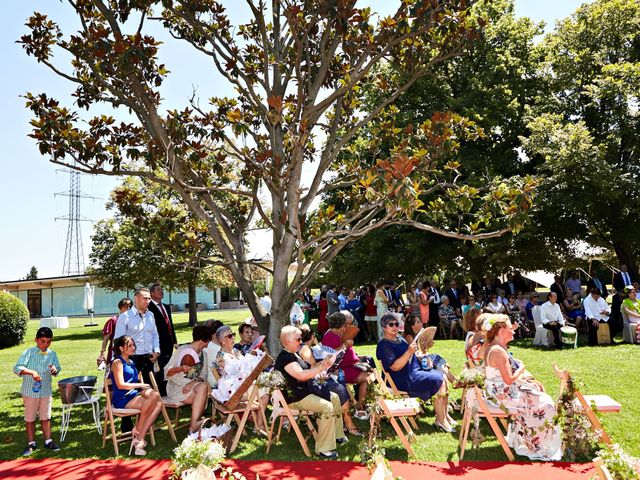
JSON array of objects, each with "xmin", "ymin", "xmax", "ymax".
[{"xmin": 0, "ymin": 458, "xmax": 595, "ymax": 479}]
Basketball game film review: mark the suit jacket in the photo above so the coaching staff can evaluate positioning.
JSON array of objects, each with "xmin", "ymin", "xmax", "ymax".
[
  {"xmin": 613, "ymin": 271, "xmax": 635, "ymax": 292},
  {"xmin": 502, "ymin": 281, "xmax": 517, "ymax": 296},
  {"xmin": 586, "ymin": 277, "xmax": 608, "ymax": 299},
  {"xmin": 326, "ymin": 290, "xmax": 340, "ymax": 314},
  {"xmin": 550, "ymin": 281, "xmax": 566, "ymax": 305},
  {"xmin": 148, "ymin": 301, "xmax": 177, "ymax": 363},
  {"xmin": 443, "ymin": 287, "xmax": 460, "ymax": 309}
]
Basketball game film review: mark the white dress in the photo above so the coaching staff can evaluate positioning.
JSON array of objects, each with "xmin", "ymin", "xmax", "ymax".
[
  {"xmin": 484, "ymin": 361, "xmax": 562, "ymax": 461},
  {"xmin": 164, "ymin": 346, "xmax": 207, "ymax": 403}
]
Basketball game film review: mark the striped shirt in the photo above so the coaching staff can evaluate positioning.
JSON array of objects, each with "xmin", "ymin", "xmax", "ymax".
[{"xmin": 13, "ymin": 347, "xmax": 62, "ymax": 398}]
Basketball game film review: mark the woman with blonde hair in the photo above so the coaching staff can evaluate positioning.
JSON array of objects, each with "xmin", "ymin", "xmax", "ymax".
[{"xmin": 482, "ymin": 315, "xmax": 562, "ymax": 461}]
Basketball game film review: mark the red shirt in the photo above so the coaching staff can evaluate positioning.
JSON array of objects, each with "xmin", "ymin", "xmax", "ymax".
[{"xmin": 102, "ymin": 315, "xmax": 118, "ymax": 363}]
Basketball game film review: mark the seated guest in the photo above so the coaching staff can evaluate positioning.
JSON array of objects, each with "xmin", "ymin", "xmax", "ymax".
[
  {"xmin": 110, "ymin": 336, "xmax": 162, "ymax": 455},
  {"xmin": 464, "ymin": 310, "xmax": 485, "ymax": 366},
  {"xmin": 275, "ymin": 326, "xmax": 347, "ymax": 459},
  {"xmin": 164, "ymin": 326, "xmax": 210, "ymax": 433},
  {"xmin": 539, "ymin": 292, "xmax": 565, "ymax": 349},
  {"xmin": 563, "ymin": 289, "xmax": 585, "ymax": 330},
  {"xmin": 323, "ymin": 312, "xmax": 372, "ymax": 421},
  {"xmin": 525, "ymin": 292, "xmax": 539, "ymax": 322},
  {"xmin": 621, "ymin": 286, "xmax": 640, "ymax": 342},
  {"xmin": 483, "ymin": 315, "xmax": 562, "ymax": 461},
  {"xmin": 234, "ymin": 323, "xmax": 254, "ymax": 355},
  {"xmin": 203, "ymin": 320, "xmax": 223, "ymax": 388},
  {"xmin": 298, "ymin": 324, "xmax": 362, "ymax": 435},
  {"xmin": 584, "ymin": 288, "xmax": 612, "ymax": 346},
  {"xmin": 376, "ymin": 314, "xmax": 454, "ymax": 432},
  {"xmin": 214, "ymin": 326, "xmax": 243, "ymax": 375},
  {"xmin": 438, "ymin": 295, "xmax": 461, "ymax": 339},
  {"xmin": 403, "ymin": 313, "xmax": 422, "ymax": 344},
  {"xmin": 404, "ymin": 318, "xmax": 457, "ymax": 385},
  {"xmin": 483, "ymin": 293, "xmax": 506, "ymax": 314}
]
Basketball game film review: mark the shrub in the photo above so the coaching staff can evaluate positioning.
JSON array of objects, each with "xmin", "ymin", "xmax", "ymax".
[{"xmin": 0, "ymin": 291, "xmax": 30, "ymax": 349}]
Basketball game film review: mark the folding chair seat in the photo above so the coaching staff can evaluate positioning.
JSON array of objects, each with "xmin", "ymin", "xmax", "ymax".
[
  {"xmin": 149, "ymin": 372, "xmax": 181, "ymax": 443},
  {"xmin": 369, "ymin": 370, "xmax": 421, "ymax": 458},
  {"xmin": 532, "ymin": 305, "xmax": 554, "ymax": 347},
  {"xmin": 380, "ymin": 368, "xmax": 418, "ymax": 430},
  {"xmin": 458, "ymin": 385, "xmax": 514, "ymax": 461},
  {"xmin": 102, "ymin": 372, "xmax": 155, "ymax": 456},
  {"xmin": 266, "ymin": 388, "xmax": 318, "ymax": 457}
]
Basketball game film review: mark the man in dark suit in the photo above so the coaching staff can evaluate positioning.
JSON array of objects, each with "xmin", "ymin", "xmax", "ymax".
[
  {"xmin": 502, "ymin": 273, "xmax": 517, "ymax": 296},
  {"xmin": 613, "ymin": 264, "xmax": 635, "ymax": 293},
  {"xmin": 148, "ymin": 282, "xmax": 178, "ymax": 396},
  {"xmin": 444, "ymin": 279, "xmax": 461, "ymax": 310},
  {"xmin": 550, "ymin": 275, "xmax": 566, "ymax": 307}
]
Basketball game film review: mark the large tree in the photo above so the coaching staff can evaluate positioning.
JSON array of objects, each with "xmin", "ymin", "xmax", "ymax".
[
  {"xmin": 21, "ymin": 1, "xmax": 534, "ymax": 352},
  {"xmin": 524, "ymin": 0, "xmax": 640, "ymax": 277},
  {"xmin": 89, "ymin": 177, "xmax": 235, "ymax": 325}
]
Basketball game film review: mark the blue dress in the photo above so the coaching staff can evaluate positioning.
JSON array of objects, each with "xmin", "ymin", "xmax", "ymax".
[
  {"xmin": 110, "ymin": 355, "xmax": 139, "ymax": 409},
  {"xmin": 376, "ymin": 337, "xmax": 443, "ymax": 400}
]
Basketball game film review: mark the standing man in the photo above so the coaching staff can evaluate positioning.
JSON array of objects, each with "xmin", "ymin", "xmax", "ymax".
[
  {"xmin": 114, "ymin": 288, "xmax": 160, "ymax": 384},
  {"xmin": 550, "ymin": 275, "xmax": 566, "ymax": 308},
  {"xmin": 539, "ymin": 292, "xmax": 565, "ymax": 349},
  {"xmin": 613, "ymin": 264, "xmax": 635, "ymax": 293},
  {"xmin": 327, "ymin": 285, "xmax": 340, "ymax": 315},
  {"xmin": 428, "ymin": 279, "xmax": 442, "ymax": 327},
  {"xmin": 260, "ymin": 291, "xmax": 272, "ymax": 314},
  {"xmin": 583, "ymin": 288, "xmax": 612, "ymax": 346},
  {"xmin": 444, "ymin": 279, "xmax": 461, "ymax": 310},
  {"xmin": 148, "ymin": 283, "xmax": 178, "ymax": 396}
]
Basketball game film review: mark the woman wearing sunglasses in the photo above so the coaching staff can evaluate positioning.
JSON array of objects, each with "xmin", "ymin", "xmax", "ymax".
[{"xmin": 376, "ymin": 314, "xmax": 454, "ymax": 432}]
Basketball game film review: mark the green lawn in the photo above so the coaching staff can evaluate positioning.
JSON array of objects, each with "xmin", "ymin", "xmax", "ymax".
[{"xmin": 1, "ymin": 309, "xmax": 637, "ymax": 464}]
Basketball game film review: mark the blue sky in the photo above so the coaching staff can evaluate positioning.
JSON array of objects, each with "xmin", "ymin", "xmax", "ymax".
[{"xmin": 0, "ymin": 1, "xmax": 589, "ymax": 281}]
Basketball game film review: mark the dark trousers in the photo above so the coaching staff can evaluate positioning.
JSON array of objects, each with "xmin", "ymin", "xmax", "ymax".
[
  {"xmin": 543, "ymin": 322, "xmax": 562, "ymax": 348},
  {"xmin": 588, "ymin": 319, "xmax": 611, "ymax": 346}
]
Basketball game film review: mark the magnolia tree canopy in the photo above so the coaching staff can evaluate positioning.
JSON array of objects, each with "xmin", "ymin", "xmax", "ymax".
[{"xmin": 21, "ymin": 0, "xmax": 534, "ymax": 352}]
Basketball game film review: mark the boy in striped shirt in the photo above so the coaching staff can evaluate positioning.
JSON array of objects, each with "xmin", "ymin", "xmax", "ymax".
[{"xmin": 13, "ymin": 327, "xmax": 62, "ymax": 456}]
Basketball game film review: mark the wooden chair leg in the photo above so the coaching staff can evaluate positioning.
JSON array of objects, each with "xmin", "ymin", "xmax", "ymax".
[
  {"xmin": 407, "ymin": 416, "xmax": 418, "ymax": 430},
  {"xmin": 458, "ymin": 408, "xmax": 471, "ymax": 459},
  {"xmin": 160, "ymin": 405, "xmax": 177, "ymax": 443},
  {"xmin": 266, "ymin": 415, "xmax": 277, "ymax": 453},
  {"xmin": 287, "ymin": 412, "xmax": 312, "ymax": 457},
  {"xmin": 485, "ymin": 413, "xmax": 514, "ymax": 461},
  {"xmin": 389, "ymin": 417, "xmax": 416, "ymax": 458},
  {"xmin": 109, "ymin": 417, "xmax": 119, "ymax": 456}
]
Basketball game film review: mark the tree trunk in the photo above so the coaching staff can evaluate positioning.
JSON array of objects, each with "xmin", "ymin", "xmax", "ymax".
[{"xmin": 188, "ymin": 280, "xmax": 198, "ymax": 327}]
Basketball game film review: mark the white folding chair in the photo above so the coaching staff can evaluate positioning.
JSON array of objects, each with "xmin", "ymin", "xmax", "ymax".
[{"xmin": 532, "ymin": 305, "xmax": 553, "ymax": 347}]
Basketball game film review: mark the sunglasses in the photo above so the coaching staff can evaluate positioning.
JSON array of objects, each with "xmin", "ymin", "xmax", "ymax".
[
  {"xmin": 225, "ymin": 333, "xmax": 235, "ymax": 339},
  {"xmin": 386, "ymin": 322, "xmax": 400, "ymax": 328},
  {"xmin": 294, "ymin": 337, "xmax": 302, "ymax": 342}
]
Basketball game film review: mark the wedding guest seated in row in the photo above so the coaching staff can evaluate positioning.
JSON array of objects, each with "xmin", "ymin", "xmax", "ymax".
[
  {"xmin": 539, "ymin": 292, "xmax": 565, "ymax": 349},
  {"xmin": 276, "ymin": 325, "xmax": 347, "ymax": 459},
  {"xmin": 376, "ymin": 314, "xmax": 455, "ymax": 432},
  {"xmin": 298, "ymin": 324, "xmax": 361, "ymax": 436},
  {"xmin": 483, "ymin": 293, "xmax": 506, "ymax": 314},
  {"xmin": 438, "ymin": 296, "xmax": 461, "ymax": 339},
  {"xmin": 163, "ymin": 326, "xmax": 211, "ymax": 434},
  {"xmin": 463, "ymin": 310, "xmax": 485, "ymax": 366},
  {"xmin": 622, "ymin": 286, "xmax": 640, "ymax": 342},
  {"xmin": 403, "ymin": 314, "xmax": 457, "ymax": 384},
  {"xmin": 584, "ymin": 288, "xmax": 612, "ymax": 346},
  {"xmin": 483, "ymin": 315, "xmax": 562, "ymax": 461},
  {"xmin": 203, "ymin": 320, "xmax": 223, "ymax": 388},
  {"xmin": 234, "ymin": 323, "xmax": 254, "ymax": 355},
  {"xmin": 563, "ymin": 288, "xmax": 585, "ymax": 331},
  {"xmin": 110, "ymin": 335, "xmax": 162, "ymax": 455}
]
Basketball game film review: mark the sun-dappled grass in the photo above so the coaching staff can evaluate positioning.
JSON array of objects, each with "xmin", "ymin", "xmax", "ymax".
[{"xmin": 1, "ymin": 308, "xmax": 637, "ymax": 463}]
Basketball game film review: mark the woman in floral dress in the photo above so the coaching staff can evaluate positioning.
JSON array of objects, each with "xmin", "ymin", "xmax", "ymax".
[{"xmin": 482, "ymin": 315, "xmax": 562, "ymax": 461}]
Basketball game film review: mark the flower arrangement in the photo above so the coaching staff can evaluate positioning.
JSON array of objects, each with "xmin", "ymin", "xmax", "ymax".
[
  {"xmin": 482, "ymin": 315, "xmax": 498, "ymax": 331},
  {"xmin": 170, "ymin": 437, "xmax": 226, "ymax": 479},
  {"xmin": 457, "ymin": 367, "xmax": 486, "ymax": 389},
  {"xmin": 255, "ymin": 370, "xmax": 287, "ymax": 393},
  {"xmin": 594, "ymin": 444, "xmax": 640, "ymax": 480},
  {"xmin": 554, "ymin": 376, "xmax": 598, "ymax": 461}
]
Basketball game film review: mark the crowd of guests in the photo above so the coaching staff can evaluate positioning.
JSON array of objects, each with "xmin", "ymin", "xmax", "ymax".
[{"xmin": 14, "ymin": 267, "xmax": 638, "ymax": 460}]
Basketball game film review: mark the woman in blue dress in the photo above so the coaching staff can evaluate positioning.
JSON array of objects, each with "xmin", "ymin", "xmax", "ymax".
[
  {"xmin": 376, "ymin": 314, "xmax": 455, "ymax": 432},
  {"xmin": 110, "ymin": 335, "xmax": 162, "ymax": 455}
]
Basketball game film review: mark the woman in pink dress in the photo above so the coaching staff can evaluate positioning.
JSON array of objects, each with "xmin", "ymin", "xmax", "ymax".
[
  {"xmin": 317, "ymin": 290, "xmax": 329, "ymax": 334},
  {"xmin": 419, "ymin": 282, "xmax": 431, "ymax": 326},
  {"xmin": 322, "ymin": 312, "xmax": 372, "ymax": 420}
]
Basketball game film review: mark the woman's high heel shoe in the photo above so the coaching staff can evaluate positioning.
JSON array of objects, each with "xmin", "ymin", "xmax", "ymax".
[
  {"xmin": 129, "ymin": 437, "xmax": 147, "ymax": 456},
  {"xmin": 434, "ymin": 420, "xmax": 455, "ymax": 433}
]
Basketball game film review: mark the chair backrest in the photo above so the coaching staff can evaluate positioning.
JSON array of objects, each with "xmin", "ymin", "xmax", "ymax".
[
  {"xmin": 221, "ymin": 353, "xmax": 273, "ymax": 410},
  {"xmin": 532, "ymin": 305, "xmax": 542, "ymax": 328},
  {"xmin": 378, "ymin": 368, "xmax": 404, "ymax": 396}
]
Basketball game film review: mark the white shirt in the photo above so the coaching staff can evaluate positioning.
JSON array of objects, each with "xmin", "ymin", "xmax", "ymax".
[
  {"xmin": 583, "ymin": 295, "xmax": 611, "ymax": 321},
  {"xmin": 260, "ymin": 295, "xmax": 272, "ymax": 314},
  {"xmin": 204, "ymin": 341, "xmax": 221, "ymax": 388},
  {"xmin": 290, "ymin": 302, "xmax": 304, "ymax": 325},
  {"xmin": 540, "ymin": 301, "xmax": 565, "ymax": 326},
  {"xmin": 114, "ymin": 306, "xmax": 160, "ymax": 355}
]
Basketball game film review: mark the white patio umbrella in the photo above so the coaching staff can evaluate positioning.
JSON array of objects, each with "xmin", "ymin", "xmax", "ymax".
[{"xmin": 83, "ymin": 282, "xmax": 97, "ymax": 326}]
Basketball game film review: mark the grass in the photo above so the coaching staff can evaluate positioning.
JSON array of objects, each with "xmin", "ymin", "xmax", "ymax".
[{"xmin": 0, "ymin": 308, "xmax": 637, "ymax": 464}]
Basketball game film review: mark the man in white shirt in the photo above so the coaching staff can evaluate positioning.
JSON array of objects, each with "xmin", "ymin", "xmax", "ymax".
[
  {"xmin": 583, "ymin": 288, "xmax": 611, "ymax": 345},
  {"xmin": 539, "ymin": 292, "xmax": 565, "ymax": 348},
  {"xmin": 114, "ymin": 288, "xmax": 160, "ymax": 381},
  {"xmin": 260, "ymin": 291, "xmax": 272, "ymax": 314}
]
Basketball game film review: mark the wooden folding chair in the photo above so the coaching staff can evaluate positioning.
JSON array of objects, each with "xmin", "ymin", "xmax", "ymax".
[
  {"xmin": 593, "ymin": 457, "xmax": 614, "ymax": 480},
  {"xmin": 553, "ymin": 363, "xmax": 620, "ymax": 446},
  {"xmin": 369, "ymin": 369, "xmax": 421, "ymax": 458},
  {"xmin": 265, "ymin": 388, "xmax": 318, "ymax": 457},
  {"xmin": 148, "ymin": 373, "xmax": 182, "ymax": 443},
  {"xmin": 458, "ymin": 385, "xmax": 514, "ymax": 461},
  {"xmin": 210, "ymin": 354, "xmax": 272, "ymax": 453},
  {"xmin": 380, "ymin": 368, "xmax": 419, "ymax": 430},
  {"xmin": 101, "ymin": 372, "xmax": 156, "ymax": 456}
]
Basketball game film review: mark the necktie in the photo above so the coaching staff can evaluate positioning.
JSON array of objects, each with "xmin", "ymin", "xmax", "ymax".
[
  {"xmin": 623, "ymin": 272, "xmax": 630, "ymax": 286},
  {"xmin": 159, "ymin": 303, "xmax": 172, "ymax": 335}
]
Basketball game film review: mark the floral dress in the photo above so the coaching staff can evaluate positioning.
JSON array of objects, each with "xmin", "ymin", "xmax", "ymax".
[
  {"xmin": 484, "ymin": 360, "xmax": 562, "ymax": 461},
  {"xmin": 164, "ymin": 346, "xmax": 206, "ymax": 403}
]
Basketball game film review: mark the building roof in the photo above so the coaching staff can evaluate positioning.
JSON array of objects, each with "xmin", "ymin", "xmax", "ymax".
[{"xmin": 0, "ymin": 274, "xmax": 90, "ymax": 291}]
